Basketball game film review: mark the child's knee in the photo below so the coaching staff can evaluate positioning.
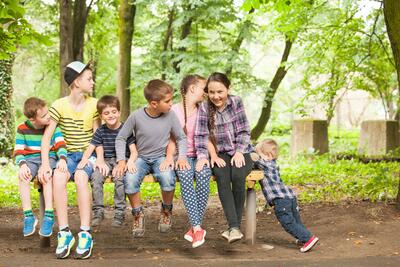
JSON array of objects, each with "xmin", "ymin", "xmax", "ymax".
[
  {"xmin": 124, "ymin": 172, "xmax": 142, "ymax": 194},
  {"xmin": 157, "ymin": 172, "xmax": 176, "ymax": 191}
]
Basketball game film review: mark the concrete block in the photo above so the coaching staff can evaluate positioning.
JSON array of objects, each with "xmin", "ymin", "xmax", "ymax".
[
  {"xmin": 291, "ymin": 119, "xmax": 329, "ymax": 156},
  {"xmin": 358, "ymin": 120, "xmax": 400, "ymax": 156}
]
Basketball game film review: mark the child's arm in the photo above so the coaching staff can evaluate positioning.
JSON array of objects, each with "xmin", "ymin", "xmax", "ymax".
[
  {"xmin": 77, "ymin": 144, "xmax": 96, "ymax": 169},
  {"xmin": 208, "ymin": 140, "xmax": 226, "ymax": 168},
  {"xmin": 160, "ymin": 135, "xmax": 176, "ymax": 171},
  {"xmin": 39, "ymin": 120, "xmax": 58, "ymax": 183},
  {"xmin": 14, "ymin": 129, "xmax": 31, "ymax": 182},
  {"xmin": 114, "ymin": 142, "xmax": 138, "ymax": 177},
  {"xmin": 115, "ymin": 114, "xmax": 136, "ymax": 173},
  {"xmin": 231, "ymin": 97, "xmax": 251, "ymax": 168},
  {"xmin": 170, "ymin": 114, "xmax": 190, "ymax": 170}
]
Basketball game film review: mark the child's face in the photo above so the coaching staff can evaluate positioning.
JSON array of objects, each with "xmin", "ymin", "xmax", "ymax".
[
  {"xmin": 191, "ymin": 80, "xmax": 206, "ymax": 103},
  {"xmin": 75, "ymin": 69, "xmax": 94, "ymax": 94},
  {"xmin": 256, "ymin": 146, "xmax": 277, "ymax": 160},
  {"xmin": 30, "ymin": 106, "xmax": 51, "ymax": 128},
  {"xmin": 207, "ymin": 81, "xmax": 229, "ymax": 109},
  {"xmin": 101, "ymin": 106, "xmax": 121, "ymax": 128},
  {"xmin": 152, "ymin": 93, "xmax": 173, "ymax": 113}
]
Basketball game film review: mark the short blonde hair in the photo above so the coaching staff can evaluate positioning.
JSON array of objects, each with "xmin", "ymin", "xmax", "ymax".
[{"xmin": 256, "ymin": 138, "xmax": 279, "ymax": 158}]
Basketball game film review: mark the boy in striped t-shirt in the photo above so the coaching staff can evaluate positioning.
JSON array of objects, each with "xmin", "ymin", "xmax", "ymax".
[
  {"xmin": 14, "ymin": 97, "xmax": 67, "ymax": 238},
  {"xmin": 40, "ymin": 61, "xmax": 101, "ymax": 259},
  {"xmin": 77, "ymin": 95, "xmax": 137, "ymax": 227}
]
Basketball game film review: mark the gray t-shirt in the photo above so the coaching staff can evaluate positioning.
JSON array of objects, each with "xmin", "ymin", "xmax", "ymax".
[{"xmin": 115, "ymin": 107, "xmax": 187, "ymax": 161}]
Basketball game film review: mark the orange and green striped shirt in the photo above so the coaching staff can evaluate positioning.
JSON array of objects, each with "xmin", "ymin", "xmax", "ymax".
[{"xmin": 49, "ymin": 96, "xmax": 99, "ymax": 152}]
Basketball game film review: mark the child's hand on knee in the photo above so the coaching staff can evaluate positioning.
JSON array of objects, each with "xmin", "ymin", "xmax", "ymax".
[
  {"xmin": 18, "ymin": 164, "xmax": 31, "ymax": 183},
  {"xmin": 160, "ymin": 157, "xmax": 173, "ymax": 171},
  {"xmin": 112, "ymin": 160, "xmax": 126, "ymax": 178},
  {"xmin": 57, "ymin": 158, "xmax": 67, "ymax": 172},
  {"xmin": 77, "ymin": 158, "xmax": 88, "ymax": 169},
  {"xmin": 195, "ymin": 158, "xmax": 210, "ymax": 172},
  {"xmin": 126, "ymin": 158, "xmax": 137, "ymax": 173},
  {"xmin": 175, "ymin": 158, "xmax": 190, "ymax": 171},
  {"xmin": 210, "ymin": 156, "xmax": 226, "ymax": 168},
  {"xmin": 96, "ymin": 159, "xmax": 109, "ymax": 176}
]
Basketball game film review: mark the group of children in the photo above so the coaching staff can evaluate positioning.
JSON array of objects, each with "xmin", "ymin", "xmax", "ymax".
[{"xmin": 14, "ymin": 61, "xmax": 318, "ymax": 260}]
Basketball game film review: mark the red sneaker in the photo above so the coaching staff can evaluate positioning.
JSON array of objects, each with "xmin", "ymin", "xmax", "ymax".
[
  {"xmin": 300, "ymin": 236, "xmax": 319, "ymax": 253},
  {"xmin": 192, "ymin": 229, "xmax": 206, "ymax": 248},
  {"xmin": 184, "ymin": 228, "xmax": 194, "ymax": 242}
]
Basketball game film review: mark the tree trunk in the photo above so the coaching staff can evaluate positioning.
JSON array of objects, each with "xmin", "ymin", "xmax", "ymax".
[
  {"xmin": 250, "ymin": 38, "xmax": 293, "ymax": 141},
  {"xmin": 72, "ymin": 0, "xmax": 91, "ymax": 61},
  {"xmin": 383, "ymin": 0, "xmax": 400, "ymax": 209},
  {"xmin": 59, "ymin": 0, "xmax": 73, "ymax": 97},
  {"xmin": 172, "ymin": 4, "xmax": 193, "ymax": 74},
  {"xmin": 0, "ymin": 58, "xmax": 15, "ymax": 157},
  {"xmin": 225, "ymin": 8, "xmax": 254, "ymax": 76},
  {"xmin": 161, "ymin": 8, "xmax": 174, "ymax": 81},
  {"xmin": 117, "ymin": 0, "xmax": 136, "ymax": 121}
]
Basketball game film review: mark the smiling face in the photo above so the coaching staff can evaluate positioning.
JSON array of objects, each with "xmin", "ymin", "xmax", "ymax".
[
  {"xmin": 30, "ymin": 106, "xmax": 51, "ymax": 128},
  {"xmin": 101, "ymin": 105, "xmax": 121, "ymax": 128},
  {"xmin": 207, "ymin": 81, "xmax": 229, "ymax": 109}
]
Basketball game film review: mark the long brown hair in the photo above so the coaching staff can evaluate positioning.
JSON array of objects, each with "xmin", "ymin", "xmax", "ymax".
[
  {"xmin": 180, "ymin": 74, "xmax": 206, "ymax": 134},
  {"xmin": 204, "ymin": 72, "xmax": 231, "ymax": 149}
]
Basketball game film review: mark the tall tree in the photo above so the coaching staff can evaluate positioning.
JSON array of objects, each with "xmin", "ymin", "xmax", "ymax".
[
  {"xmin": 59, "ymin": 0, "xmax": 94, "ymax": 97},
  {"xmin": 383, "ymin": 0, "xmax": 400, "ymax": 120},
  {"xmin": 0, "ymin": 59, "xmax": 15, "ymax": 157},
  {"xmin": 117, "ymin": 0, "xmax": 136, "ymax": 121}
]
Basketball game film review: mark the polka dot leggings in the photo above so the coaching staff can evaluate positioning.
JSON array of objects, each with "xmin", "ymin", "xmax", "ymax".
[{"xmin": 176, "ymin": 157, "xmax": 212, "ymax": 227}]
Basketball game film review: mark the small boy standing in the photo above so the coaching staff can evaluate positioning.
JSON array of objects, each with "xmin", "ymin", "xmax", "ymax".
[
  {"xmin": 77, "ymin": 95, "xmax": 137, "ymax": 227},
  {"xmin": 14, "ymin": 97, "xmax": 67, "ymax": 237},
  {"xmin": 252, "ymin": 139, "xmax": 319, "ymax": 253},
  {"xmin": 115, "ymin": 79, "xmax": 188, "ymax": 237}
]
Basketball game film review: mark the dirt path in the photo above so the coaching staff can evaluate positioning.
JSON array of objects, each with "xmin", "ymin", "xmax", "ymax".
[{"xmin": 1, "ymin": 196, "xmax": 400, "ymax": 266}]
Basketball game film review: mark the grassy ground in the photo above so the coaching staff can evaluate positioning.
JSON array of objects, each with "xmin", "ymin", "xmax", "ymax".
[{"xmin": 0, "ymin": 128, "xmax": 398, "ymax": 208}]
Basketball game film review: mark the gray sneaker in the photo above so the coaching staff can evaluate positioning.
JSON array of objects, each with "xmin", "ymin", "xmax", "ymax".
[
  {"xmin": 221, "ymin": 229, "xmax": 230, "ymax": 240},
  {"xmin": 91, "ymin": 212, "xmax": 104, "ymax": 227},
  {"xmin": 228, "ymin": 228, "xmax": 243, "ymax": 243},
  {"xmin": 111, "ymin": 214, "xmax": 125, "ymax": 227},
  {"xmin": 158, "ymin": 210, "xmax": 172, "ymax": 233},
  {"xmin": 132, "ymin": 210, "xmax": 145, "ymax": 237}
]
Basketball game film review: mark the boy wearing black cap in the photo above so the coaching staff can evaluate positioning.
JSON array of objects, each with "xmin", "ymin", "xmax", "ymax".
[{"xmin": 39, "ymin": 61, "xmax": 101, "ymax": 259}]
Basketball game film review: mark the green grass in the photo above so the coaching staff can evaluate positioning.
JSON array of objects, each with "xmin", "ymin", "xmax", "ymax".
[{"xmin": 1, "ymin": 128, "xmax": 399, "ymax": 208}]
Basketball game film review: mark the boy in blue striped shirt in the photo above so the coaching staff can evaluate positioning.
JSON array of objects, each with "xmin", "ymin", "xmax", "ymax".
[
  {"xmin": 78, "ymin": 95, "xmax": 136, "ymax": 227},
  {"xmin": 252, "ymin": 139, "xmax": 319, "ymax": 253}
]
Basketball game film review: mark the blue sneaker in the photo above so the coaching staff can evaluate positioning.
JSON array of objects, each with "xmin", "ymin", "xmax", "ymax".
[
  {"xmin": 39, "ymin": 216, "xmax": 55, "ymax": 237},
  {"xmin": 75, "ymin": 231, "xmax": 93, "ymax": 259},
  {"xmin": 55, "ymin": 231, "xmax": 75, "ymax": 259},
  {"xmin": 23, "ymin": 216, "xmax": 38, "ymax": 237}
]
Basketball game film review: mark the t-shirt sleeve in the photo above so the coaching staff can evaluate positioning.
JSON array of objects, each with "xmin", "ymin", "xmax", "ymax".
[
  {"xmin": 90, "ymin": 127, "xmax": 103, "ymax": 146},
  {"xmin": 49, "ymin": 99, "xmax": 62, "ymax": 123}
]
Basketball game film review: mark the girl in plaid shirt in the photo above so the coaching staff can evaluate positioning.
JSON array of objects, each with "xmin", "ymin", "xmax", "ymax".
[{"xmin": 194, "ymin": 72, "xmax": 253, "ymax": 243}]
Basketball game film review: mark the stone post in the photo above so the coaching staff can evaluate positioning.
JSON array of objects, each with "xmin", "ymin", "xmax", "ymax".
[
  {"xmin": 291, "ymin": 119, "xmax": 329, "ymax": 157},
  {"xmin": 358, "ymin": 120, "xmax": 400, "ymax": 156}
]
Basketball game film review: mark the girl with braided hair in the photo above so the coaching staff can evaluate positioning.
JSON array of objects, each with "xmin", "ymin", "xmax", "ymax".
[
  {"xmin": 170, "ymin": 75, "xmax": 213, "ymax": 248},
  {"xmin": 194, "ymin": 72, "xmax": 253, "ymax": 243}
]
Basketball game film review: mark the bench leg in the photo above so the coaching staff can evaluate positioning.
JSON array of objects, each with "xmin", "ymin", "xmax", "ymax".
[
  {"xmin": 245, "ymin": 188, "xmax": 257, "ymax": 245},
  {"xmin": 39, "ymin": 187, "xmax": 50, "ymax": 248}
]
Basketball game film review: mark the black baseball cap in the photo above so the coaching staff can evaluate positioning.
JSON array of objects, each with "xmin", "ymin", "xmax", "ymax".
[{"xmin": 64, "ymin": 61, "xmax": 90, "ymax": 86}]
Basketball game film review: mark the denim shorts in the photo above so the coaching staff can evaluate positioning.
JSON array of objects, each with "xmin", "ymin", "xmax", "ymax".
[
  {"xmin": 25, "ymin": 156, "xmax": 57, "ymax": 180},
  {"xmin": 124, "ymin": 156, "xmax": 176, "ymax": 194},
  {"xmin": 67, "ymin": 152, "xmax": 94, "ymax": 180}
]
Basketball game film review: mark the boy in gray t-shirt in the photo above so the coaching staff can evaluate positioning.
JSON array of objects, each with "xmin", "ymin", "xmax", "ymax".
[{"xmin": 115, "ymin": 79, "xmax": 189, "ymax": 237}]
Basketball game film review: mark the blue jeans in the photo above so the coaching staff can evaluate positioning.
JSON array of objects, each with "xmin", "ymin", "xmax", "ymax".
[
  {"xmin": 273, "ymin": 197, "xmax": 312, "ymax": 243},
  {"xmin": 124, "ymin": 156, "xmax": 176, "ymax": 194},
  {"xmin": 176, "ymin": 157, "xmax": 212, "ymax": 227},
  {"xmin": 67, "ymin": 152, "xmax": 94, "ymax": 180}
]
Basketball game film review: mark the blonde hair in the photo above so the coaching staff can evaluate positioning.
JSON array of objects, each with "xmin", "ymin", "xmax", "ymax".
[{"xmin": 256, "ymin": 138, "xmax": 279, "ymax": 159}]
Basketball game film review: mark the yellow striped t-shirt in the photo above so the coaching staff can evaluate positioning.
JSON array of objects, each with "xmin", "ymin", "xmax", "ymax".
[{"xmin": 49, "ymin": 96, "xmax": 99, "ymax": 152}]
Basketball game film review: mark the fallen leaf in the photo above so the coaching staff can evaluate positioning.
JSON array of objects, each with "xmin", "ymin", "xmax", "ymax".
[{"xmin": 353, "ymin": 240, "xmax": 362, "ymax": 245}]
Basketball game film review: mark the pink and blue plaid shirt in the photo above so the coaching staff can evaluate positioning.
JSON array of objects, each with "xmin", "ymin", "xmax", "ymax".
[{"xmin": 194, "ymin": 95, "xmax": 251, "ymax": 159}]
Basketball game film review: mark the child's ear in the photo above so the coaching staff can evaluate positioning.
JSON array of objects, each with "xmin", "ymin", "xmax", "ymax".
[
  {"xmin": 150, "ymin": 100, "xmax": 158, "ymax": 108},
  {"xmin": 189, "ymin": 84, "xmax": 195, "ymax": 93}
]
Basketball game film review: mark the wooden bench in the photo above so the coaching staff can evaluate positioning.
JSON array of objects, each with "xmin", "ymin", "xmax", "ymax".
[{"xmin": 34, "ymin": 170, "xmax": 264, "ymax": 247}]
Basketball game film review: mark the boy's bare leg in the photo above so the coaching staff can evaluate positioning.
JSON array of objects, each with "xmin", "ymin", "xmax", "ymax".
[
  {"xmin": 18, "ymin": 178, "xmax": 32, "ymax": 210},
  {"xmin": 43, "ymin": 178, "xmax": 53, "ymax": 210},
  {"xmin": 74, "ymin": 170, "xmax": 91, "ymax": 228},
  {"xmin": 127, "ymin": 192, "xmax": 141, "ymax": 208},
  {"xmin": 53, "ymin": 170, "xmax": 69, "ymax": 226},
  {"xmin": 161, "ymin": 190, "xmax": 174, "ymax": 205}
]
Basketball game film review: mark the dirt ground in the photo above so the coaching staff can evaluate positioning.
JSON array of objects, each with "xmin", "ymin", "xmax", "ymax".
[{"xmin": 1, "ymin": 194, "xmax": 400, "ymax": 267}]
